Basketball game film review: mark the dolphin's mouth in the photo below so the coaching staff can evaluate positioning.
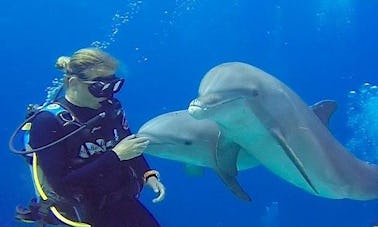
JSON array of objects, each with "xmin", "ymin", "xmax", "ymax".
[
  {"xmin": 188, "ymin": 99, "xmax": 206, "ymax": 109},
  {"xmin": 136, "ymin": 133, "xmax": 174, "ymax": 146},
  {"xmin": 147, "ymin": 141, "xmax": 176, "ymax": 146},
  {"xmin": 188, "ymin": 99, "xmax": 209, "ymax": 119},
  {"xmin": 189, "ymin": 96, "xmax": 245, "ymax": 110},
  {"xmin": 188, "ymin": 96, "xmax": 246, "ymax": 119}
]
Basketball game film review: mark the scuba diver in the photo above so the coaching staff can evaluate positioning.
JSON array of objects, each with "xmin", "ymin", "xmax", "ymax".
[{"xmin": 10, "ymin": 48, "xmax": 165, "ymax": 227}]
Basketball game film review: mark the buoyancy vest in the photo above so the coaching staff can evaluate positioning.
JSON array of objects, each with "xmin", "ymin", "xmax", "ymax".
[{"xmin": 23, "ymin": 102, "xmax": 94, "ymax": 227}]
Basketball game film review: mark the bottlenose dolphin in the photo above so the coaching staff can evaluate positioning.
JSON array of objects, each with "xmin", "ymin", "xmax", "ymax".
[
  {"xmin": 188, "ymin": 62, "xmax": 378, "ymax": 200},
  {"xmin": 138, "ymin": 110, "xmax": 260, "ymax": 201}
]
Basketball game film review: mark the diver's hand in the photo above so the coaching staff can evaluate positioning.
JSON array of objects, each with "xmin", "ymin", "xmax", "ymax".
[
  {"xmin": 146, "ymin": 176, "xmax": 166, "ymax": 203},
  {"xmin": 112, "ymin": 134, "xmax": 149, "ymax": 161}
]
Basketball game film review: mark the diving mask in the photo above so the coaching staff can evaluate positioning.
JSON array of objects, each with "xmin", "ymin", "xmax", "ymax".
[{"xmin": 81, "ymin": 75, "xmax": 125, "ymax": 98}]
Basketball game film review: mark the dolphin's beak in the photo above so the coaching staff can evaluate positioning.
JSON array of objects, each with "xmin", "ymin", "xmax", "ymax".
[{"xmin": 188, "ymin": 99, "xmax": 206, "ymax": 119}]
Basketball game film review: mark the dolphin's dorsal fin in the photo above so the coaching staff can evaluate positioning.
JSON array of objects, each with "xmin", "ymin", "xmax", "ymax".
[
  {"xmin": 214, "ymin": 132, "xmax": 252, "ymax": 201},
  {"xmin": 311, "ymin": 100, "xmax": 337, "ymax": 127}
]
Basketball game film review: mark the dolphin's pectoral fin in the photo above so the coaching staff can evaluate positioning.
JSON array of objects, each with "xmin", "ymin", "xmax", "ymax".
[
  {"xmin": 270, "ymin": 129, "xmax": 319, "ymax": 195},
  {"xmin": 214, "ymin": 132, "xmax": 240, "ymax": 176},
  {"xmin": 215, "ymin": 169, "xmax": 252, "ymax": 202},
  {"xmin": 184, "ymin": 164, "xmax": 204, "ymax": 176},
  {"xmin": 213, "ymin": 132, "xmax": 252, "ymax": 201},
  {"xmin": 311, "ymin": 100, "xmax": 337, "ymax": 128}
]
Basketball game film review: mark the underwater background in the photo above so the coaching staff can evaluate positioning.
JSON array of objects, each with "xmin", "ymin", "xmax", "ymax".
[{"xmin": 1, "ymin": 0, "xmax": 378, "ymax": 226}]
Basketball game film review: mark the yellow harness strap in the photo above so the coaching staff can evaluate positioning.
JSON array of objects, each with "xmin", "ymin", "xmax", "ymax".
[{"xmin": 32, "ymin": 153, "xmax": 91, "ymax": 227}]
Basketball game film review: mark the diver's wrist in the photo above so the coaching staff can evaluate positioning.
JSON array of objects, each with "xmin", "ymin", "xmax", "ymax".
[
  {"xmin": 111, "ymin": 148, "xmax": 122, "ymax": 160},
  {"xmin": 144, "ymin": 170, "xmax": 160, "ymax": 183}
]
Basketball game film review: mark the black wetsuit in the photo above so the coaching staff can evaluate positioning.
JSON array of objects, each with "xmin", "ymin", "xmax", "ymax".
[{"xmin": 29, "ymin": 98, "xmax": 160, "ymax": 227}]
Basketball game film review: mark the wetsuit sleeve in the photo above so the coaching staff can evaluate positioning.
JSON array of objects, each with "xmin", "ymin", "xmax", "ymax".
[{"xmin": 29, "ymin": 111, "xmax": 124, "ymax": 195}]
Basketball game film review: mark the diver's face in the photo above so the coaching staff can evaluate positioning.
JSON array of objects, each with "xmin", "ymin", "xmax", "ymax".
[{"xmin": 67, "ymin": 76, "xmax": 107, "ymax": 109}]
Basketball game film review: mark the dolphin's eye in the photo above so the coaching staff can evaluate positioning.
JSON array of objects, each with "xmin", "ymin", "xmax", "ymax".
[
  {"xmin": 251, "ymin": 89, "xmax": 259, "ymax": 97},
  {"xmin": 184, "ymin": 141, "xmax": 192, "ymax": 145}
]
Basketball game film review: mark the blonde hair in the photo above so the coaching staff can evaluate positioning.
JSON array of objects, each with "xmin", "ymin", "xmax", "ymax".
[{"xmin": 55, "ymin": 48, "xmax": 118, "ymax": 80}]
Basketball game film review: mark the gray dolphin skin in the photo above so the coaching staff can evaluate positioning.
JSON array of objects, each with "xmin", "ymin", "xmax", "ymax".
[
  {"xmin": 138, "ymin": 110, "xmax": 260, "ymax": 201},
  {"xmin": 188, "ymin": 62, "xmax": 378, "ymax": 200}
]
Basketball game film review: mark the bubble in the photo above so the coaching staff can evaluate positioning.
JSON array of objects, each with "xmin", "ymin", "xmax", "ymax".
[
  {"xmin": 346, "ymin": 82, "xmax": 378, "ymax": 163},
  {"xmin": 90, "ymin": 0, "xmax": 203, "ymax": 63},
  {"xmin": 315, "ymin": 0, "xmax": 355, "ymax": 33},
  {"xmin": 261, "ymin": 201, "xmax": 280, "ymax": 227},
  {"xmin": 160, "ymin": 0, "xmax": 200, "ymax": 28},
  {"xmin": 43, "ymin": 78, "xmax": 64, "ymax": 106},
  {"xmin": 91, "ymin": 0, "xmax": 144, "ymax": 50}
]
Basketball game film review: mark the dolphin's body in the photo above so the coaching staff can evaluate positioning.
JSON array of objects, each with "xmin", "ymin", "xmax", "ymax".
[
  {"xmin": 138, "ymin": 110, "xmax": 259, "ymax": 201},
  {"xmin": 188, "ymin": 62, "xmax": 378, "ymax": 200}
]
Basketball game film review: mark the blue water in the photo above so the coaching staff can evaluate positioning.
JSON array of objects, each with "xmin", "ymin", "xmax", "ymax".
[{"xmin": 1, "ymin": 0, "xmax": 378, "ymax": 226}]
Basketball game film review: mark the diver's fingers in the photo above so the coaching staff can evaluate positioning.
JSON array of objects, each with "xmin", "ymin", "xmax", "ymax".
[
  {"xmin": 133, "ymin": 141, "xmax": 149, "ymax": 153},
  {"xmin": 132, "ymin": 136, "xmax": 149, "ymax": 143},
  {"xmin": 152, "ymin": 182, "xmax": 166, "ymax": 203},
  {"xmin": 124, "ymin": 134, "xmax": 136, "ymax": 140},
  {"xmin": 124, "ymin": 134, "xmax": 149, "ymax": 143},
  {"xmin": 130, "ymin": 138, "xmax": 150, "ymax": 150},
  {"xmin": 135, "ymin": 140, "xmax": 150, "ymax": 148}
]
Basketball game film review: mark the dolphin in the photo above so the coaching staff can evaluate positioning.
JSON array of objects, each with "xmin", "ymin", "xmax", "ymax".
[
  {"xmin": 138, "ymin": 110, "xmax": 260, "ymax": 201},
  {"xmin": 188, "ymin": 62, "xmax": 378, "ymax": 200}
]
